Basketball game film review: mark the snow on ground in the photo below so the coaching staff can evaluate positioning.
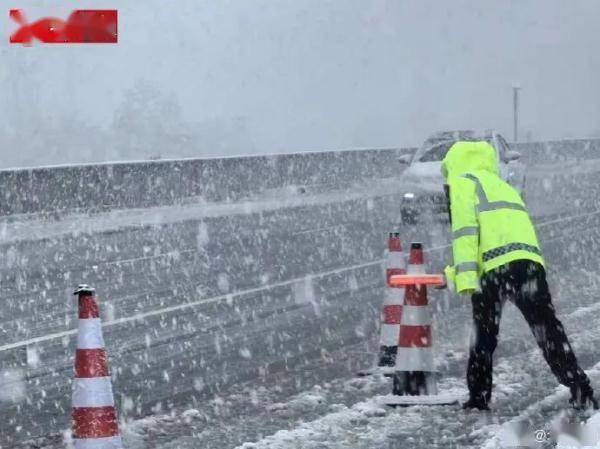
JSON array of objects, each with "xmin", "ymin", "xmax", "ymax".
[
  {"xmin": 109, "ymin": 372, "xmax": 394, "ymax": 449},
  {"xmin": 234, "ymin": 378, "xmax": 468, "ymax": 449},
  {"xmin": 481, "ymin": 363, "xmax": 600, "ymax": 449},
  {"xmin": 71, "ymin": 261, "xmax": 597, "ymax": 449},
  {"xmin": 225, "ymin": 264, "xmax": 600, "ymax": 449},
  {"xmin": 555, "ymin": 411, "xmax": 600, "ymax": 448},
  {"xmin": 21, "ymin": 223, "xmax": 600, "ymax": 449}
]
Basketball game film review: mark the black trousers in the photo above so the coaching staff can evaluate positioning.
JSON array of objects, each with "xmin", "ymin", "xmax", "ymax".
[{"xmin": 468, "ymin": 260, "xmax": 590, "ymax": 403}]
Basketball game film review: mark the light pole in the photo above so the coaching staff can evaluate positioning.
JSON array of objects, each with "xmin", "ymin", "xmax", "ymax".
[{"xmin": 512, "ymin": 84, "xmax": 521, "ymax": 142}]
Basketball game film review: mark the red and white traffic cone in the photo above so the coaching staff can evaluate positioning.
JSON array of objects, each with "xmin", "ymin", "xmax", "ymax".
[
  {"xmin": 394, "ymin": 243, "xmax": 436, "ymax": 395},
  {"xmin": 72, "ymin": 285, "xmax": 123, "ymax": 449},
  {"xmin": 381, "ymin": 243, "xmax": 459, "ymax": 406},
  {"xmin": 379, "ymin": 233, "xmax": 407, "ymax": 369},
  {"xmin": 358, "ymin": 233, "xmax": 406, "ymax": 376}
]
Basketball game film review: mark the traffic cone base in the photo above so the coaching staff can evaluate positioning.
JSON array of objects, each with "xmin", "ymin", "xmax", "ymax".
[
  {"xmin": 393, "ymin": 371, "xmax": 438, "ymax": 396},
  {"xmin": 73, "ymin": 436, "xmax": 123, "ymax": 449},
  {"xmin": 376, "ymin": 346, "xmax": 397, "ymax": 367},
  {"xmin": 378, "ymin": 393, "xmax": 461, "ymax": 407},
  {"xmin": 382, "ymin": 372, "xmax": 462, "ymax": 406}
]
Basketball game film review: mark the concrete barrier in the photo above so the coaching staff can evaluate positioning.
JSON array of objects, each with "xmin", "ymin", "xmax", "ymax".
[
  {"xmin": 0, "ymin": 148, "xmax": 414, "ymax": 217},
  {"xmin": 514, "ymin": 138, "xmax": 600, "ymax": 164}
]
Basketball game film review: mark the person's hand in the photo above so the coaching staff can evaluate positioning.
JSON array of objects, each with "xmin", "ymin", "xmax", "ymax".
[{"xmin": 443, "ymin": 266, "xmax": 456, "ymax": 293}]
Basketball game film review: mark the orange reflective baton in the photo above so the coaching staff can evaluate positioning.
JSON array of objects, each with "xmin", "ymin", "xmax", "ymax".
[{"xmin": 389, "ymin": 274, "xmax": 445, "ymax": 287}]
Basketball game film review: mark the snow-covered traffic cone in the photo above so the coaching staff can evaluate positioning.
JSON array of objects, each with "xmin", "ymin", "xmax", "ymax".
[
  {"xmin": 358, "ymin": 233, "xmax": 406, "ymax": 377},
  {"xmin": 381, "ymin": 243, "xmax": 459, "ymax": 406},
  {"xmin": 72, "ymin": 285, "xmax": 123, "ymax": 449}
]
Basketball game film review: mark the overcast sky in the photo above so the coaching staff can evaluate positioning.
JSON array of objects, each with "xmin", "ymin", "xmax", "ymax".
[{"xmin": 1, "ymin": 0, "xmax": 599, "ymax": 166}]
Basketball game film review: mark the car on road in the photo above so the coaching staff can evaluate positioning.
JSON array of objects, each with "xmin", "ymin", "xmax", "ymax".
[{"xmin": 398, "ymin": 130, "xmax": 525, "ymax": 224}]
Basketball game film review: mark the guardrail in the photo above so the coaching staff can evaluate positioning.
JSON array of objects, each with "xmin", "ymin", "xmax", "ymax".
[
  {"xmin": 2, "ymin": 138, "xmax": 599, "ymax": 217},
  {"xmin": 0, "ymin": 148, "xmax": 414, "ymax": 217}
]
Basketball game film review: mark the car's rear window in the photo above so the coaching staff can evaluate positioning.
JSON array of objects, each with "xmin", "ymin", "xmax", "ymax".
[
  {"xmin": 417, "ymin": 138, "xmax": 494, "ymax": 163},
  {"xmin": 418, "ymin": 142, "xmax": 454, "ymax": 162}
]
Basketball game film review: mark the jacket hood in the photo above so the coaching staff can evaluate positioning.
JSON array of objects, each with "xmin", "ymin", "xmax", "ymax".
[{"xmin": 441, "ymin": 141, "xmax": 499, "ymax": 180}]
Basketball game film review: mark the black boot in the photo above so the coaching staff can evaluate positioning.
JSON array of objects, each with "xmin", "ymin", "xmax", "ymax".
[
  {"xmin": 569, "ymin": 384, "xmax": 599, "ymax": 410},
  {"xmin": 462, "ymin": 396, "xmax": 490, "ymax": 411}
]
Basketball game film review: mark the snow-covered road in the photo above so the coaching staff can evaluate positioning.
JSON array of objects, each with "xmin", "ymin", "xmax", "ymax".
[
  {"xmin": 4, "ymin": 145, "xmax": 600, "ymax": 448},
  {"xmin": 112, "ymin": 212, "xmax": 600, "ymax": 449},
  {"xmin": 27, "ymin": 211, "xmax": 599, "ymax": 449}
]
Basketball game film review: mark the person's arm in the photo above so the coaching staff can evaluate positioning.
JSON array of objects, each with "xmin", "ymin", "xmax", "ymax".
[{"xmin": 447, "ymin": 176, "xmax": 480, "ymax": 294}]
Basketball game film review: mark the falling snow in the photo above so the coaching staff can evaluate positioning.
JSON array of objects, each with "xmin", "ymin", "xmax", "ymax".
[{"xmin": 1, "ymin": 139, "xmax": 600, "ymax": 449}]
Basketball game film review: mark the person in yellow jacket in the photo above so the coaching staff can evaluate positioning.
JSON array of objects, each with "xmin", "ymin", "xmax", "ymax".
[{"xmin": 442, "ymin": 140, "xmax": 597, "ymax": 411}]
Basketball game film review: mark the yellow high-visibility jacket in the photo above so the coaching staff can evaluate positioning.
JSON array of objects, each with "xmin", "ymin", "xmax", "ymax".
[{"xmin": 441, "ymin": 141, "xmax": 544, "ymax": 294}]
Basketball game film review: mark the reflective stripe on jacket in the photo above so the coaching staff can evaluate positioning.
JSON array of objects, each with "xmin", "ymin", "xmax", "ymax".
[{"xmin": 442, "ymin": 141, "xmax": 544, "ymax": 294}]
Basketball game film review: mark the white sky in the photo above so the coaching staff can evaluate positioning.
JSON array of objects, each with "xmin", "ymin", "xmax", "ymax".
[{"xmin": 1, "ymin": 0, "xmax": 599, "ymax": 164}]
